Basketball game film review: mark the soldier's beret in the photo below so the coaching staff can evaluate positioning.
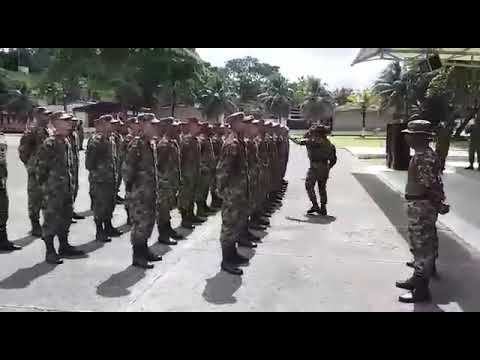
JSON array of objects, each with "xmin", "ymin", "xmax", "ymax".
[
  {"xmin": 159, "ymin": 117, "xmax": 175, "ymax": 125},
  {"xmin": 402, "ymin": 120, "xmax": 434, "ymax": 136},
  {"xmin": 225, "ymin": 112, "xmax": 245, "ymax": 125}
]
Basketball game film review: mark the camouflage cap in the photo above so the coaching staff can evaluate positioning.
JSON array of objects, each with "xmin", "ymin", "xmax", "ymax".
[
  {"xmin": 34, "ymin": 106, "xmax": 48, "ymax": 114},
  {"xmin": 402, "ymin": 120, "xmax": 434, "ymax": 136},
  {"xmin": 98, "ymin": 114, "xmax": 120, "ymax": 124},
  {"xmin": 225, "ymin": 112, "xmax": 245, "ymax": 125}
]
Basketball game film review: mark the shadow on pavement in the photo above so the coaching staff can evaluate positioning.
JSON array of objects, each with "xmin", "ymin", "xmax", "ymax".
[
  {"xmin": 96, "ymin": 266, "xmax": 146, "ymax": 298},
  {"xmin": 0, "ymin": 262, "xmax": 59, "ymax": 289},
  {"xmin": 174, "ymin": 226, "xmax": 194, "ymax": 239},
  {"xmin": 12, "ymin": 235, "xmax": 39, "ymax": 248},
  {"xmin": 77, "ymin": 239, "xmax": 106, "ymax": 254},
  {"xmin": 148, "ymin": 242, "xmax": 173, "ymax": 257},
  {"xmin": 286, "ymin": 215, "xmax": 336, "ymax": 225},
  {"xmin": 202, "ymin": 271, "xmax": 243, "ymax": 305},
  {"xmin": 353, "ymin": 172, "xmax": 480, "ymax": 312},
  {"xmin": 75, "ymin": 210, "xmax": 94, "ymax": 218}
]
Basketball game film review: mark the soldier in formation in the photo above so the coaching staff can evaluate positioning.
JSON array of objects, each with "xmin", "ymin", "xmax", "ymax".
[
  {"xmin": 36, "ymin": 112, "xmax": 86, "ymax": 264},
  {"xmin": 19, "ymin": 106, "xmax": 51, "ymax": 237},
  {"xmin": 68, "ymin": 115, "xmax": 86, "ymax": 223},
  {"xmin": 396, "ymin": 120, "xmax": 450, "ymax": 303},
  {"xmin": 0, "ymin": 131, "xmax": 22, "ymax": 251},
  {"xmin": 86, "ymin": 114, "xmax": 123, "ymax": 244},
  {"xmin": 299, "ymin": 125, "xmax": 337, "ymax": 216},
  {"xmin": 196, "ymin": 123, "xmax": 216, "ymax": 218}
]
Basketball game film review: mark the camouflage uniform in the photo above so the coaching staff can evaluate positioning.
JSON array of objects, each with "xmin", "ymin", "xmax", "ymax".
[
  {"xmin": 245, "ymin": 137, "xmax": 260, "ymax": 211},
  {"xmin": 113, "ymin": 132, "xmax": 124, "ymax": 198},
  {"xmin": 301, "ymin": 131, "xmax": 337, "ymax": 209},
  {"xmin": 36, "ymin": 135, "xmax": 76, "ymax": 241},
  {"xmin": 122, "ymin": 136, "xmax": 156, "ymax": 257},
  {"xmin": 405, "ymin": 147, "xmax": 445, "ymax": 280},
  {"xmin": 85, "ymin": 132, "xmax": 118, "ymax": 239},
  {"xmin": 0, "ymin": 138, "xmax": 8, "ymax": 231},
  {"xmin": 178, "ymin": 133, "xmax": 200, "ymax": 220},
  {"xmin": 155, "ymin": 135, "xmax": 181, "ymax": 241},
  {"xmin": 67, "ymin": 130, "xmax": 80, "ymax": 204},
  {"xmin": 210, "ymin": 131, "xmax": 224, "ymax": 207},
  {"xmin": 255, "ymin": 133, "xmax": 270, "ymax": 211},
  {"xmin": 123, "ymin": 133, "xmax": 135, "ymax": 223},
  {"xmin": 19, "ymin": 126, "xmax": 49, "ymax": 229},
  {"xmin": 196, "ymin": 132, "xmax": 216, "ymax": 215},
  {"xmin": 217, "ymin": 132, "xmax": 249, "ymax": 250}
]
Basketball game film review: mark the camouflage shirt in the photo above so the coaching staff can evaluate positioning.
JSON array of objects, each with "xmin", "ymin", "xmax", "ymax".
[
  {"xmin": 216, "ymin": 132, "xmax": 249, "ymax": 202},
  {"xmin": 19, "ymin": 127, "xmax": 49, "ymax": 169},
  {"xmin": 198, "ymin": 134, "xmax": 216, "ymax": 174},
  {"xmin": 302, "ymin": 137, "xmax": 337, "ymax": 167},
  {"xmin": 0, "ymin": 141, "xmax": 7, "ymax": 189},
  {"xmin": 407, "ymin": 146, "xmax": 445, "ymax": 206},
  {"xmin": 156, "ymin": 136, "xmax": 181, "ymax": 191},
  {"xmin": 179, "ymin": 134, "xmax": 200, "ymax": 179},
  {"xmin": 211, "ymin": 135, "xmax": 223, "ymax": 160},
  {"xmin": 122, "ymin": 136, "xmax": 156, "ymax": 191},
  {"xmin": 36, "ymin": 136, "xmax": 75, "ymax": 197},
  {"xmin": 86, "ymin": 133, "xmax": 118, "ymax": 184}
]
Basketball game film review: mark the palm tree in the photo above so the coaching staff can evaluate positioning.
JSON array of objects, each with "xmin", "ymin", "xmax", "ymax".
[
  {"xmin": 347, "ymin": 89, "xmax": 378, "ymax": 137},
  {"xmin": 300, "ymin": 77, "xmax": 334, "ymax": 126},
  {"xmin": 197, "ymin": 76, "xmax": 237, "ymax": 124},
  {"xmin": 257, "ymin": 74, "xmax": 293, "ymax": 124}
]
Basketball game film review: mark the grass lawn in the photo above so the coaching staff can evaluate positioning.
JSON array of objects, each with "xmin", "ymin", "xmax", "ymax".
[{"xmin": 290, "ymin": 134, "xmax": 386, "ymax": 149}]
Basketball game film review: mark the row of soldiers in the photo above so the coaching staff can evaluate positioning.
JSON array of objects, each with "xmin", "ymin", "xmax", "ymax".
[{"xmin": 0, "ymin": 106, "xmax": 290, "ymax": 276}]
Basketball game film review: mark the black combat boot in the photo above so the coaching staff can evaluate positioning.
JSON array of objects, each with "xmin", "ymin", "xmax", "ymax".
[
  {"xmin": 247, "ymin": 231, "xmax": 261, "ymax": 243},
  {"xmin": 158, "ymin": 223, "xmax": 178, "ymax": 246},
  {"xmin": 231, "ymin": 248, "xmax": 250, "ymax": 265},
  {"xmin": 395, "ymin": 275, "xmax": 418, "ymax": 291},
  {"xmin": 104, "ymin": 220, "xmax": 123, "ymax": 237},
  {"xmin": 72, "ymin": 212, "xmax": 85, "ymax": 220},
  {"xmin": 307, "ymin": 203, "xmax": 320, "ymax": 215},
  {"xmin": 465, "ymin": 164, "xmax": 474, "ymax": 170},
  {"xmin": 203, "ymin": 201, "xmax": 216, "ymax": 214},
  {"xmin": 58, "ymin": 235, "xmax": 85, "ymax": 257},
  {"xmin": 407, "ymin": 260, "xmax": 438, "ymax": 277},
  {"xmin": 180, "ymin": 210, "xmax": 195, "ymax": 229},
  {"xmin": 319, "ymin": 204, "xmax": 327, "ymax": 216},
  {"xmin": 406, "ymin": 260, "xmax": 415, "ymax": 268},
  {"xmin": 166, "ymin": 221, "xmax": 184, "ymax": 240},
  {"xmin": 0, "ymin": 225, "xmax": 21, "ymax": 251},
  {"xmin": 146, "ymin": 247, "xmax": 162, "ymax": 262},
  {"xmin": 44, "ymin": 236, "xmax": 63, "ymax": 265},
  {"xmin": 398, "ymin": 278, "xmax": 432, "ymax": 303},
  {"xmin": 196, "ymin": 202, "xmax": 209, "ymax": 218},
  {"xmin": 116, "ymin": 195, "xmax": 124, "ymax": 204},
  {"xmin": 210, "ymin": 194, "xmax": 222, "ymax": 209},
  {"xmin": 95, "ymin": 220, "xmax": 111, "ymax": 243},
  {"xmin": 238, "ymin": 237, "xmax": 258, "ymax": 248},
  {"xmin": 221, "ymin": 245, "xmax": 243, "ymax": 275},
  {"xmin": 190, "ymin": 209, "xmax": 207, "ymax": 224},
  {"xmin": 30, "ymin": 218, "xmax": 43, "ymax": 237},
  {"xmin": 132, "ymin": 244, "xmax": 154, "ymax": 269},
  {"xmin": 253, "ymin": 214, "xmax": 270, "ymax": 226},
  {"xmin": 249, "ymin": 223, "xmax": 267, "ymax": 231}
]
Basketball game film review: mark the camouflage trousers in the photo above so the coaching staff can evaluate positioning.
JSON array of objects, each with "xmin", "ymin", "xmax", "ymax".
[
  {"xmin": 156, "ymin": 190, "xmax": 176, "ymax": 224},
  {"xmin": 178, "ymin": 175, "xmax": 197, "ymax": 211},
  {"xmin": 469, "ymin": 142, "xmax": 480, "ymax": 164},
  {"xmin": 90, "ymin": 182, "xmax": 116, "ymax": 222},
  {"xmin": 73, "ymin": 163, "xmax": 79, "ymax": 202},
  {"xmin": 116, "ymin": 160, "xmax": 123, "ymax": 195},
  {"xmin": 196, "ymin": 169, "xmax": 213, "ymax": 203},
  {"xmin": 305, "ymin": 165, "xmax": 329, "ymax": 206},
  {"xmin": 129, "ymin": 185, "xmax": 156, "ymax": 247},
  {"xmin": 27, "ymin": 171, "xmax": 43, "ymax": 221},
  {"xmin": 407, "ymin": 200, "xmax": 439, "ymax": 280},
  {"xmin": 42, "ymin": 189, "xmax": 73, "ymax": 238},
  {"xmin": 0, "ymin": 188, "xmax": 8, "ymax": 226},
  {"xmin": 220, "ymin": 197, "xmax": 249, "ymax": 248}
]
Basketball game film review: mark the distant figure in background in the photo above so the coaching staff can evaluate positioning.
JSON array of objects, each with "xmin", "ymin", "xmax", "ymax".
[
  {"xmin": 77, "ymin": 119, "xmax": 85, "ymax": 151},
  {"xmin": 435, "ymin": 120, "xmax": 453, "ymax": 173},
  {"xmin": 465, "ymin": 116, "xmax": 480, "ymax": 170}
]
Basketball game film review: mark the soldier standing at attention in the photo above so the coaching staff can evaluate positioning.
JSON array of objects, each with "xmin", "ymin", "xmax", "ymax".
[
  {"xmin": 465, "ymin": 115, "xmax": 480, "ymax": 170},
  {"xmin": 36, "ymin": 113, "xmax": 85, "ymax": 264},
  {"xmin": 124, "ymin": 117, "xmax": 140, "ymax": 226},
  {"xmin": 122, "ymin": 113, "xmax": 162, "ymax": 269},
  {"xmin": 18, "ymin": 106, "xmax": 51, "ymax": 237},
  {"xmin": 396, "ymin": 120, "xmax": 450, "ymax": 303},
  {"xmin": 86, "ymin": 115, "xmax": 123, "ymax": 244},
  {"xmin": 77, "ymin": 118, "xmax": 85, "ymax": 151},
  {"xmin": 0, "ymin": 132, "xmax": 22, "ymax": 251},
  {"xmin": 216, "ymin": 112, "xmax": 252, "ymax": 276},
  {"xmin": 300, "ymin": 125, "xmax": 337, "ymax": 216},
  {"xmin": 68, "ymin": 116, "xmax": 86, "ymax": 223},
  {"xmin": 210, "ymin": 124, "xmax": 225, "ymax": 210},
  {"xmin": 112, "ymin": 120, "xmax": 125, "ymax": 203},
  {"xmin": 178, "ymin": 118, "xmax": 203, "ymax": 229},
  {"xmin": 196, "ymin": 122, "xmax": 216, "ymax": 218},
  {"xmin": 154, "ymin": 118, "xmax": 182, "ymax": 245}
]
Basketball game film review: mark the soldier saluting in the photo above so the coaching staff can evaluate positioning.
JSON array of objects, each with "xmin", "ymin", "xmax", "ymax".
[
  {"xmin": 18, "ymin": 106, "xmax": 51, "ymax": 237},
  {"xmin": 300, "ymin": 125, "xmax": 337, "ymax": 216},
  {"xmin": 396, "ymin": 120, "xmax": 449, "ymax": 303}
]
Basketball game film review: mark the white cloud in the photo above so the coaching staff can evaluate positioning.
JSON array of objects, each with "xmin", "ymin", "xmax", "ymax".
[{"xmin": 196, "ymin": 48, "xmax": 392, "ymax": 90}]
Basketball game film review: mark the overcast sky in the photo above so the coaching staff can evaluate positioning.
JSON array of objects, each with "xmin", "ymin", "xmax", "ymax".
[{"xmin": 196, "ymin": 48, "xmax": 391, "ymax": 91}]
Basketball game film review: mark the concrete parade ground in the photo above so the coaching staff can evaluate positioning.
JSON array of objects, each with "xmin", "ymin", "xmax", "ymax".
[{"xmin": 1, "ymin": 135, "xmax": 480, "ymax": 312}]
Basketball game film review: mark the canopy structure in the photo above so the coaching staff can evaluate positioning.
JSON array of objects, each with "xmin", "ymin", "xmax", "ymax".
[{"xmin": 352, "ymin": 48, "xmax": 480, "ymax": 68}]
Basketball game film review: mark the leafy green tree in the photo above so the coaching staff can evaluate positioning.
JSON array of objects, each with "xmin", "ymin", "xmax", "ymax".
[
  {"xmin": 300, "ymin": 77, "xmax": 334, "ymax": 125},
  {"xmin": 257, "ymin": 74, "xmax": 293, "ymax": 123}
]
